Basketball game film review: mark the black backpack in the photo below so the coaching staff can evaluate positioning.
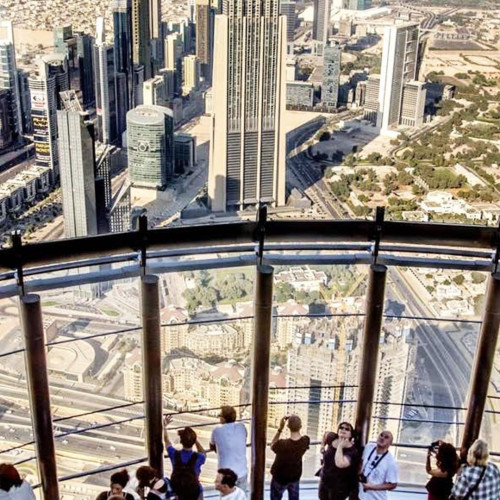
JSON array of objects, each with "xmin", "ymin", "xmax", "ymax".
[{"xmin": 170, "ymin": 450, "xmax": 200, "ymax": 500}]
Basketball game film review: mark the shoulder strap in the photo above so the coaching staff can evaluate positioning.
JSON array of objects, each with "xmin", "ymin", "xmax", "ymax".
[
  {"xmin": 187, "ymin": 451, "xmax": 198, "ymax": 466},
  {"xmin": 463, "ymin": 466, "xmax": 487, "ymax": 500}
]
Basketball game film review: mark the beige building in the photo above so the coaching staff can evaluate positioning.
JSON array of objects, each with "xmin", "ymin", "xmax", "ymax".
[
  {"xmin": 185, "ymin": 323, "xmax": 247, "ymax": 357},
  {"xmin": 143, "ymin": 75, "xmax": 165, "ymax": 106},
  {"xmin": 269, "ymin": 366, "xmax": 287, "ymax": 428},
  {"xmin": 123, "ymin": 351, "xmax": 144, "ymax": 402},
  {"xmin": 275, "ymin": 266, "xmax": 327, "ymax": 293},
  {"xmin": 162, "ymin": 306, "xmax": 189, "ymax": 353},
  {"xmin": 400, "ymin": 80, "xmax": 426, "ymax": 127},
  {"xmin": 342, "ymin": 326, "xmax": 414, "ymax": 441},
  {"xmin": 201, "ymin": 360, "xmax": 245, "ymax": 409},
  {"xmin": 276, "ymin": 301, "xmax": 309, "ymax": 349},
  {"xmin": 182, "ymin": 54, "xmax": 200, "ymax": 96},
  {"xmin": 208, "ymin": 1, "xmax": 287, "ymax": 212},
  {"xmin": 286, "ymin": 338, "xmax": 345, "ymax": 441}
]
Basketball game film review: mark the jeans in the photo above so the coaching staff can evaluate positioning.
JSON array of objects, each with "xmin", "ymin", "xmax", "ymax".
[{"xmin": 270, "ymin": 478, "xmax": 300, "ymax": 500}]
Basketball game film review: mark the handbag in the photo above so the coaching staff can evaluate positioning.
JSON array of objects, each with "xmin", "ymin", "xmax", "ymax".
[{"xmin": 449, "ymin": 466, "xmax": 486, "ymax": 500}]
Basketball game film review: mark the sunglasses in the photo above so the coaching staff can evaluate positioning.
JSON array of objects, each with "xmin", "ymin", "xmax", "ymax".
[{"xmin": 339, "ymin": 425, "xmax": 352, "ymax": 431}]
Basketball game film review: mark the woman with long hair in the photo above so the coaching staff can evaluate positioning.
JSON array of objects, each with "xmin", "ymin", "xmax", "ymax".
[
  {"xmin": 425, "ymin": 441, "xmax": 459, "ymax": 500},
  {"xmin": 318, "ymin": 422, "xmax": 359, "ymax": 500},
  {"xmin": 96, "ymin": 469, "xmax": 135, "ymax": 500}
]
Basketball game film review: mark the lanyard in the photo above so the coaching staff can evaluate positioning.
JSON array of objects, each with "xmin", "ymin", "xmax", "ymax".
[{"xmin": 362, "ymin": 448, "xmax": 389, "ymax": 479}]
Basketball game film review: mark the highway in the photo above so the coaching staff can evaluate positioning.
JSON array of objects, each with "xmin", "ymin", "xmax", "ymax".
[
  {"xmin": 286, "ymin": 112, "xmax": 354, "ymax": 219},
  {"xmin": 286, "ymin": 113, "xmax": 472, "ymax": 444}
]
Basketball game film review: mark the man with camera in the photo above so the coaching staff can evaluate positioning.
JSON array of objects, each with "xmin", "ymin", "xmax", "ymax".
[
  {"xmin": 269, "ymin": 415, "xmax": 310, "ymax": 500},
  {"xmin": 358, "ymin": 431, "xmax": 398, "ymax": 499}
]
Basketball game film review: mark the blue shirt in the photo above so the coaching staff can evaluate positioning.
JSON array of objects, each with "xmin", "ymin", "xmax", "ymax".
[{"xmin": 167, "ymin": 445, "xmax": 206, "ymax": 477}]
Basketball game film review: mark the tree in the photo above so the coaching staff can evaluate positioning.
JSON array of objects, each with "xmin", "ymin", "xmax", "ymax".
[{"xmin": 471, "ymin": 272, "xmax": 486, "ymax": 284}]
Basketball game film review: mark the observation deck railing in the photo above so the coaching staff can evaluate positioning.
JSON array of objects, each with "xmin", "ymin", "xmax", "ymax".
[{"xmin": 0, "ymin": 210, "xmax": 499, "ymax": 499}]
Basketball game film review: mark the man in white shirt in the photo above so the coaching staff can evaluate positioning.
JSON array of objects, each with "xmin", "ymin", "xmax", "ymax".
[
  {"xmin": 359, "ymin": 430, "xmax": 398, "ymax": 500},
  {"xmin": 215, "ymin": 469, "xmax": 247, "ymax": 500},
  {"xmin": 210, "ymin": 406, "xmax": 248, "ymax": 490}
]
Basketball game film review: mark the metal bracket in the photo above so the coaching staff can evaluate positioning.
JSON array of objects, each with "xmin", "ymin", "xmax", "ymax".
[
  {"xmin": 11, "ymin": 230, "xmax": 25, "ymax": 296},
  {"xmin": 255, "ymin": 204, "xmax": 268, "ymax": 267},
  {"xmin": 138, "ymin": 215, "xmax": 148, "ymax": 276},
  {"xmin": 371, "ymin": 206, "xmax": 385, "ymax": 266}
]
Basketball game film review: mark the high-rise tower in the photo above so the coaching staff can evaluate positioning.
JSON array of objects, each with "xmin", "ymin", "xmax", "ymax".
[
  {"xmin": 312, "ymin": 0, "xmax": 331, "ymax": 55},
  {"xmin": 322, "ymin": 42, "xmax": 341, "ymax": 109},
  {"xmin": 0, "ymin": 21, "xmax": 22, "ymax": 137},
  {"xmin": 209, "ymin": 0, "xmax": 287, "ymax": 212},
  {"xmin": 113, "ymin": 0, "xmax": 133, "ymax": 108},
  {"xmin": 28, "ymin": 54, "xmax": 69, "ymax": 179},
  {"xmin": 132, "ymin": 0, "xmax": 152, "ymax": 79},
  {"xmin": 195, "ymin": 0, "xmax": 215, "ymax": 83},
  {"xmin": 57, "ymin": 110, "xmax": 98, "ymax": 238},
  {"xmin": 280, "ymin": 1, "xmax": 296, "ymax": 55},
  {"xmin": 76, "ymin": 33, "xmax": 95, "ymax": 109},
  {"xmin": 377, "ymin": 23, "xmax": 419, "ymax": 132},
  {"xmin": 94, "ymin": 18, "xmax": 118, "ymax": 144},
  {"xmin": 127, "ymin": 104, "xmax": 174, "ymax": 189}
]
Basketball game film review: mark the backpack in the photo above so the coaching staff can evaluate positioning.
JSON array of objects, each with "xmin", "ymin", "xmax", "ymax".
[{"xmin": 169, "ymin": 450, "xmax": 200, "ymax": 500}]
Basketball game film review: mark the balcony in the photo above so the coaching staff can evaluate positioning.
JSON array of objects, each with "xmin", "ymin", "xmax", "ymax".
[{"xmin": 0, "ymin": 212, "xmax": 499, "ymax": 499}]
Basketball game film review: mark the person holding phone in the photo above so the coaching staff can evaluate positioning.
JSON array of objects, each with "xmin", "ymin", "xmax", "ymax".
[
  {"xmin": 318, "ymin": 422, "xmax": 359, "ymax": 500},
  {"xmin": 269, "ymin": 415, "xmax": 310, "ymax": 500}
]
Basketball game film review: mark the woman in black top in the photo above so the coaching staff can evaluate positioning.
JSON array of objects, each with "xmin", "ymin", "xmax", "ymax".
[
  {"xmin": 96, "ymin": 469, "xmax": 135, "ymax": 500},
  {"xmin": 318, "ymin": 422, "xmax": 359, "ymax": 500},
  {"xmin": 425, "ymin": 441, "xmax": 459, "ymax": 500}
]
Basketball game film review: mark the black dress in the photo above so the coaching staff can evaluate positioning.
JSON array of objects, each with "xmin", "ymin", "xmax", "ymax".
[{"xmin": 318, "ymin": 444, "xmax": 359, "ymax": 500}]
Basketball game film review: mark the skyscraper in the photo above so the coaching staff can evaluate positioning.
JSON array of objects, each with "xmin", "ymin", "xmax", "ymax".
[
  {"xmin": 143, "ymin": 75, "xmax": 165, "ymax": 105},
  {"xmin": 209, "ymin": 0, "xmax": 287, "ymax": 212},
  {"xmin": 400, "ymin": 80, "xmax": 426, "ymax": 127},
  {"xmin": 133, "ymin": 65, "xmax": 145, "ymax": 106},
  {"xmin": 112, "ymin": 0, "xmax": 133, "ymax": 107},
  {"xmin": 132, "ymin": 0, "xmax": 152, "ymax": 79},
  {"xmin": 280, "ymin": 1, "xmax": 296, "ymax": 55},
  {"xmin": 28, "ymin": 55, "xmax": 69, "ymax": 178},
  {"xmin": 322, "ymin": 42, "xmax": 341, "ymax": 109},
  {"xmin": 127, "ymin": 104, "xmax": 174, "ymax": 189},
  {"xmin": 182, "ymin": 55, "xmax": 199, "ymax": 96},
  {"xmin": 57, "ymin": 110, "xmax": 98, "ymax": 238},
  {"xmin": 16, "ymin": 69, "xmax": 32, "ymax": 134},
  {"xmin": 149, "ymin": 0, "xmax": 164, "ymax": 73},
  {"xmin": 312, "ymin": 0, "xmax": 331, "ymax": 55},
  {"xmin": 0, "ymin": 21, "xmax": 22, "ymax": 137},
  {"xmin": 94, "ymin": 18, "xmax": 118, "ymax": 144},
  {"xmin": 0, "ymin": 89, "xmax": 14, "ymax": 152},
  {"xmin": 195, "ymin": 0, "xmax": 215, "ymax": 83},
  {"xmin": 377, "ymin": 23, "xmax": 419, "ymax": 132},
  {"xmin": 76, "ymin": 33, "xmax": 95, "ymax": 109},
  {"xmin": 164, "ymin": 33, "xmax": 184, "ymax": 96}
]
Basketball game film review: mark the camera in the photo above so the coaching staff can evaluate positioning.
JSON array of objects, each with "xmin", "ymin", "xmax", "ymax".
[
  {"xmin": 359, "ymin": 474, "xmax": 367, "ymax": 484},
  {"xmin": 428, "ymin": 441, "xmax": 440, "ymax": 452}
]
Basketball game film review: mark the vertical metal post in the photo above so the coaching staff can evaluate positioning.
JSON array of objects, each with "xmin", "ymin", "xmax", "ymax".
[
  {"xmin": 460, "ymin": 272, "xmax": 500, "ymax": 460},
  {"xmin": 355, "ymin": 264, "xmax": 387, "ymax": 446},
  {"xmin": 141, "ymin": 275, "xmax": 164, "ymax": 476},
  {"xmin": 251, "ymin": 265, "xmax": 274, "ymax": 500},
  {"xmin": 20, "ymin": 295, "xmax": 59, "ymax": 500}
]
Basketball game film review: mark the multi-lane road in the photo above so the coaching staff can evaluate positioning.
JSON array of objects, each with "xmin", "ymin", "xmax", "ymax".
[{"xmin": 286, "ymin": 116, "xmax": 474, "ymax": 446}]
